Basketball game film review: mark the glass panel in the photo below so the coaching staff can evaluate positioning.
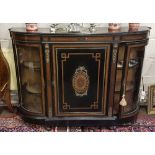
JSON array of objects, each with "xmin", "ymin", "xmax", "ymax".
[
  {"xmin": 123, "ymin": 46, "xmax": 144, "ymax": 113},
  {"xmin": 17, "ymin": 45, "xmax": 43, "ymax": 113},
  {"xmin": 114, "ymin": 46, "xmax": 144, "ymax": 114}
]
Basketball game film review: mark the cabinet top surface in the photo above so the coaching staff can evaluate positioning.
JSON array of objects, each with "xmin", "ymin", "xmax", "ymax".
[{"xmin": 10, "ymin": 27, "xmax": 150, "ymax": 36}]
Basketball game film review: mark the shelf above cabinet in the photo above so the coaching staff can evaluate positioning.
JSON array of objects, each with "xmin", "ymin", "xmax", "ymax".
[
  {"xmin": 25, "ymin": 83, "xmax": 41, "ymax": 94},
  {"xmin": 22, "ymin": 61, "xmax": 40, "ymax": 70}
]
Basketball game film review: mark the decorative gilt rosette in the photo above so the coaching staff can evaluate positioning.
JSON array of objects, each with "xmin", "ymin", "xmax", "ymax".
[{"xmin": 72, "ymin": 66, "xmax": 89, "ymax": 97}]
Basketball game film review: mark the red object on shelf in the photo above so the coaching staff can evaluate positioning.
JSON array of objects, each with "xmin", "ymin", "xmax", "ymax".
[
  {"xmin": 25, "ymin": 23, "xmax": 38, "ymax": 32},
  {"xmin": 129, "ymin": 23, "xmax": 140, "ymax": 31}
]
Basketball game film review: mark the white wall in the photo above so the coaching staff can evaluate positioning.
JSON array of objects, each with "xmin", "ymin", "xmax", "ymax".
[
  {"xmin": 141, "ymin": 24, "xmax": 155, "ymax": 91},
  {"xmin": 0, "ymin": 23, "xmax": 155, "ymax": 91}
]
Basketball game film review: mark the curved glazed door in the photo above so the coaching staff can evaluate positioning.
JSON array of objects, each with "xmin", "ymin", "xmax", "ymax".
[
  {"xmin": 51, "ymin": 44, "xmax": 110, "ymax": 116},
  {"xmin": 114, "ymin": 42, "xmax": 147, "ymax": 118},
  {"xmin": 15, "ymin": 43, "xmax": 45, "ymax": 116}
]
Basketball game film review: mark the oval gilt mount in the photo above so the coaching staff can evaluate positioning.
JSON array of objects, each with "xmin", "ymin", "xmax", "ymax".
[{"xmin": 72, "ymin": 66, "xmax": 89, "ymax": 97}]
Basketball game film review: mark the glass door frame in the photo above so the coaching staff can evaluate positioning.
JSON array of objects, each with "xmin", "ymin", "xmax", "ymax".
[
  {"xmin": 15, "ymin": 42, "xmax": 46, "ymax": 116},
  {"xmin": 119, "ymin": 41, "xmax": 148, "ymax": 118}
]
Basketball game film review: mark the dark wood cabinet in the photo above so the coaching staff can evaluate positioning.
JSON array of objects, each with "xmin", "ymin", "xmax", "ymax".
[{"xmin": 9, "ymin": 27, "xmax": 150, "ymax": 126}]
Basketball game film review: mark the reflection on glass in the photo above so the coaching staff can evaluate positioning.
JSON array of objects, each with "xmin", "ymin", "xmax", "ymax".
[
  {"xmin": 128, "ymin": 59, "xmax": 139, "ymax": 67},
  {"xmin": 117, "ymin": 59, "xmax": 139, "ymax": 69}
]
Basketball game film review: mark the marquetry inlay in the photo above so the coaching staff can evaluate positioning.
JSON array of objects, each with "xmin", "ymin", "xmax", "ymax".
[{"xmin": 72, "ymin": 66, "xmax": 89, "ymax": 97}]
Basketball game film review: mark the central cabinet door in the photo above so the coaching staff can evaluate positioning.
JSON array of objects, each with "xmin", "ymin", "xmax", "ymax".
[{"xmin": 52, "ymin": 44, "xmax": 110, "ymax": 116}]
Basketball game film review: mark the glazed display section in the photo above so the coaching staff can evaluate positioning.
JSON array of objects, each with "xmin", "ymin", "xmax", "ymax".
[{"xmin": 9, "ymin": 27, "xmax": 150, "ymax": 126}]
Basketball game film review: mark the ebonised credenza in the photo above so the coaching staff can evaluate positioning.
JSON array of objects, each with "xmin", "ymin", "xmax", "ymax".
[{"xmin": 9, "ymin": 27, "xmax": 150, "ymax": 126}]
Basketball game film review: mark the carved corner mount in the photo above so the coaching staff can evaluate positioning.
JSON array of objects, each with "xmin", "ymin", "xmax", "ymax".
[
  {"xmin": 112, "ymin": 43, "xmax": 118, "ymax": 63},
  {"xmin": 45, "ymin": 44, "xmax": 50, "ymax": 63}
]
